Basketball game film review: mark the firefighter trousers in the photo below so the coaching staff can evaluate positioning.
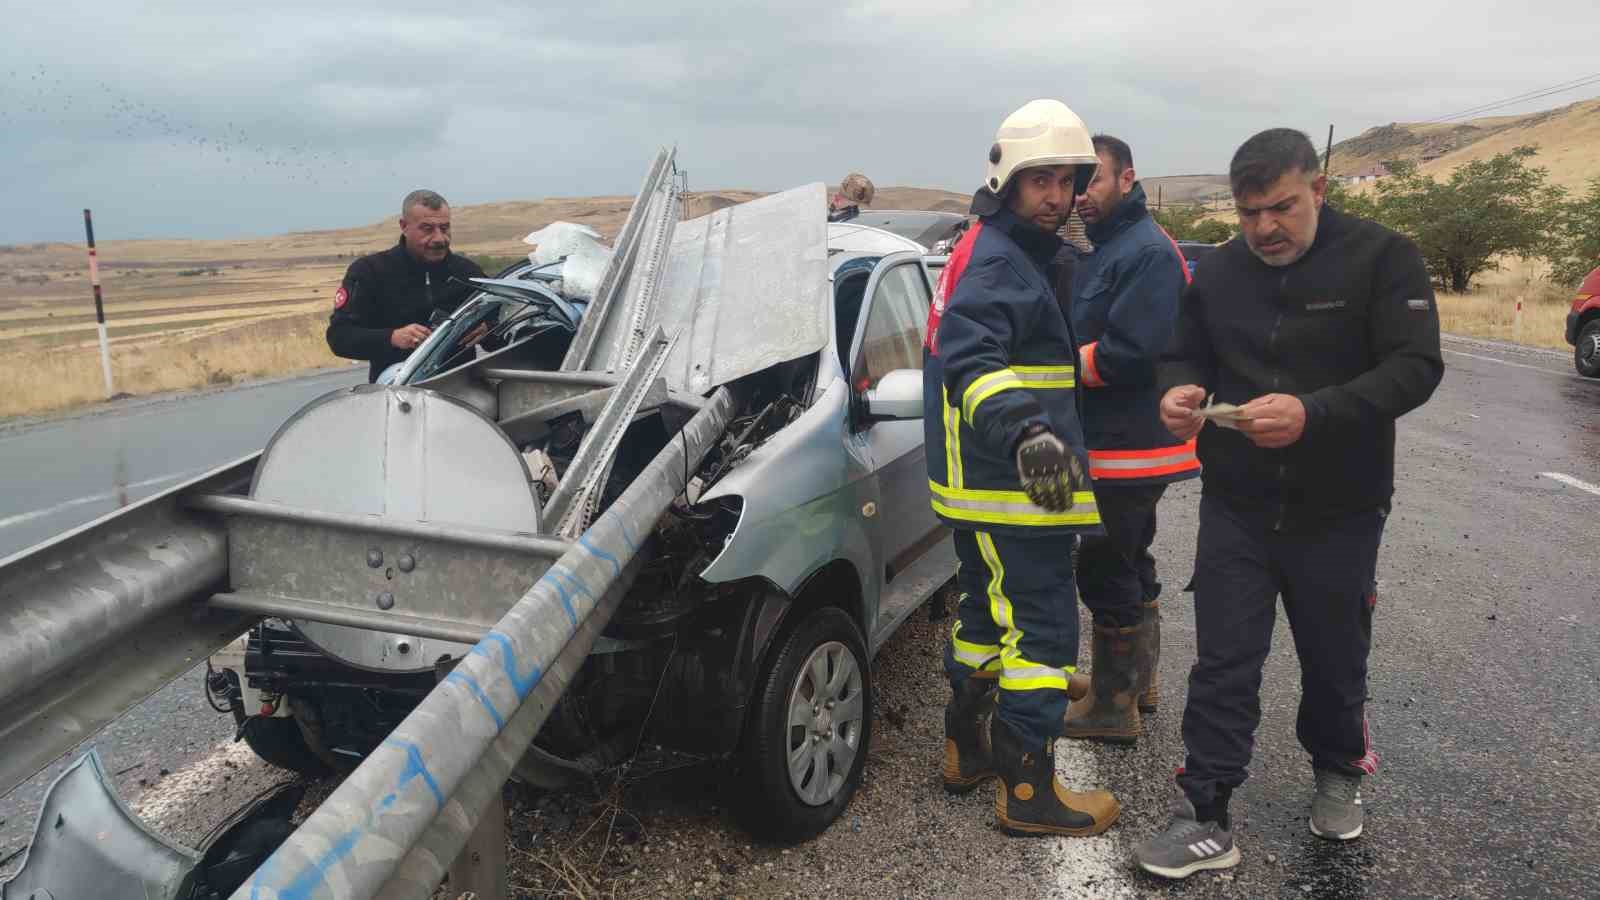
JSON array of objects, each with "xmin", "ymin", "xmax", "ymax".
[
  {"xmin": 1076, "ymin": 483, "xmax": 1167, "ymax": 628},
  {"xmin": 1178, "ymin": 494, "xmax": 1386, "ymax": 811},
  {"xmin": 943, "ymin": 529, "xmax": 1081, "ymax": 748}
]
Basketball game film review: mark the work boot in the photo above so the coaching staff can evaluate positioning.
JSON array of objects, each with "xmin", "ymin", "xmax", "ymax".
[
  {"xmin": 1309, "ymin": 769, "xmax": 1365, "ymax": 840},
  {"xmin": 1138, "ymin": 600, "xmax": 1161, "ymax": 713},
  {"xmin": 1061, "ymin": 623, "xmax": 1141, "ymax": 744},
  {"xmin": 941, "ymin": 672, "xmax": 997, "ymax": 794},
  {"xmin": 990, "ymin": 717, "xmax": 1119, "ymax": 837},
  {"xmin": 1134, "ymin": 795, "xmax": 1240, "ymax": 880}
]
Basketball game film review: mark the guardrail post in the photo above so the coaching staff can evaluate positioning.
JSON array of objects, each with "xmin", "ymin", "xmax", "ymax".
[{"xmin": 437, "ymin": 658, "xmax": 509, "ymax": 900}]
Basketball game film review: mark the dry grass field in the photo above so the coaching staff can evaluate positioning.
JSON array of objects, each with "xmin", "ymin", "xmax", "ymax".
[
  {"xmin": 0, "ymin": 186, "xmax": 967, "ymax": 419},
  {"xmin": 1435, "ymin": 255, "xmax": 1576, "ymax": 351}
]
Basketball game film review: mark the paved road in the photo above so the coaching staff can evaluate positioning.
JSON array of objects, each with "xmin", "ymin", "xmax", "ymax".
[
  {"xmin": 3, "ymin": 336, "xmax": 1598, "ymax": 898},
  {"xmin": 0, "ymin": 367, "xmax": 363, "ymax": 560}
]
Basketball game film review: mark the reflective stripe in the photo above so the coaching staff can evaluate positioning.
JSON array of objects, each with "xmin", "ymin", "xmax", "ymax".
[
  {"xmin": 930, "ymin": 481, "xmax": 1101, "ymax": 527},
  {"xmin": 951, "ymin": 621, "xmax": 1001, "ymax": 671},
  {"xmin": 975, "ymin": 532, "xmax": 1074, "ymax": 692},
  {"xmin": 960, "ymin": 366, "xmax": 1075, "ymax": 423},
  {"xmin": 1089, "ymin": 440, "xmax": 1200, "ymax": 480},
  {"xmin": 1080, "ymin": 342, "xmax": 1105, "ymax": 387},
  {"xmin": 942, "ymin": 385, "xmax": 964, "ymax": 490}
]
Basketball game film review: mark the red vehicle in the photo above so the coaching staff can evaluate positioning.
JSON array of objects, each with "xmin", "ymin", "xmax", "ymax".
[{"xmin": 1568, "ymin": 266, "xmax": 1600, "ymax": 378}]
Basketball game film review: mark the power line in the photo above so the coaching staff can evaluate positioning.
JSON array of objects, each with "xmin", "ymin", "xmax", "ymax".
[{"xmin": 1423, "ymin": 72, "xmax": 1600, "ymax": 124}]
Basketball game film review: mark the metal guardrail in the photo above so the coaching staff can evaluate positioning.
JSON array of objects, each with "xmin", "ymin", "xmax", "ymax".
[{"xmin": 233, "ymin": 385, "xmax": 735, "ymax": 900}]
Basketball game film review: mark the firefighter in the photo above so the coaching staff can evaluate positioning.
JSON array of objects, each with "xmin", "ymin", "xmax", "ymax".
[
  {"xmin": 1135, "ymin": 128, "xmax": 1442, "ymax": 879},
  {"xmin": 925, "ymin": 98, "xmax": 1119, "ymax": 837},
  {"xmin": 327, "ymin": 189, "xmax": 485, "ymax": 383},
  {"xmin": 828, "ymin": 172, "xmax": 875, "ymax": 222},
  {"xmin": 1060, "ymin": 134, "xmax": 1199, "ymax": 746}
]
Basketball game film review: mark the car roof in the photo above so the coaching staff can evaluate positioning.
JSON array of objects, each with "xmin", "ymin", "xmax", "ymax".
[
  {"xmin": 847, "ymin": 209, "xmax": 968, "ymax": 247},
  {"xmin": 827, "ymin": 220, "xmax": 929, "ymax": 256}
]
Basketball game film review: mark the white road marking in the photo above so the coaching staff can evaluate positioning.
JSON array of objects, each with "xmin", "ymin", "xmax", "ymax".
[
  {"xmin": 1048, "ymin": 736, "xmax": 1138, "ymax": 898},
  {"xmin": 1442, "ymin": 347, "xmax": 1566, "ymax": 375},
  {"xmin": 0, "ymin": 469, "xmax": 203, "ymax": 531},
  {"xmin": 1541, "ymin": 472, "xmax": 1600, "ymax": 498}
]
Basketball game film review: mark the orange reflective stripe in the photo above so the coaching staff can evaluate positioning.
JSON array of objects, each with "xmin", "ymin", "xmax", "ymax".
[
  {"xmin": 1080, "ymin": 341, "xmax": 1105, "ymax": 388},
  {"xmin": 1088, "ymin": 440, "xmax": 1199, "ymax": 480}
]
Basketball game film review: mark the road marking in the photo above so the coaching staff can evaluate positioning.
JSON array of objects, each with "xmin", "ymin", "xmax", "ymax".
[
  {"xmin": 1541, "ymin": 472, "xmax": 1600, "ymax": 497},
  {"xmin": 1442, "ymin": 347, "xmax": 1567, "ymax": 375},
  {"xmin": 1048, "ymin": 734, "xmax": 1137, "ymax": 898},
  {"xmin": 0, "ymin": 469, "xmax": 204, "ymax": 531}
]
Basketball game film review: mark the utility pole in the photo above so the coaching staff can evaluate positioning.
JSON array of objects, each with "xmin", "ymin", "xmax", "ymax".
[
  {"xmin": 1324, "ymin": 125, "xmax": 1335, "ymax": 174},
  {"xmin": 82, "ymin": 209, "xmax": 115, "ymax": 397}
]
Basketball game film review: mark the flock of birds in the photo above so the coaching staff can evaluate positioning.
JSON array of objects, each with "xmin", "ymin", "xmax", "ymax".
[{"xmin": 2, "ymin": 65, "xmax": 401, "ymax": 188}]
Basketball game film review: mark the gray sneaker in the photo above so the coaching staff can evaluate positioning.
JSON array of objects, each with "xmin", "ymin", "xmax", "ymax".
[
  {"xmin": 1134, "ymin": 796, "xmax": 1241, "ymax": 880},
  {"xmin": 1310, "ymin": 769, "xmax": 1364, "ymax": 840}
]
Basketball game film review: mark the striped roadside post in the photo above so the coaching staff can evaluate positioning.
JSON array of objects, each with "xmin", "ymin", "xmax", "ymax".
[{"xmin": 82, "ymin": 209, "xmax": 115, "ymax": 397}]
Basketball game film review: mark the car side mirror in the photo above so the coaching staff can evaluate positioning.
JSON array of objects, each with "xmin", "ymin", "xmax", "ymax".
[{"xmin": 861, "ymin": 369, "xmax": 923, "ymax": 421}]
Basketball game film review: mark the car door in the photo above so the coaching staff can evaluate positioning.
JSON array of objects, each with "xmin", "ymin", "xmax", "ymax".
[{"xmin": 845, "ymin": 251, "xmax": 942, "ymax": 577}]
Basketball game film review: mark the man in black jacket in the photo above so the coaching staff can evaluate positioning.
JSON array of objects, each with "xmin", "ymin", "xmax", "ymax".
[
  {"xmin": 1133, "ymin": 129, "xmax": 1443, "ymax": 880},
  {"xmin": 327, "ymin": 189, "xmax": 486, "ymax": 382}
]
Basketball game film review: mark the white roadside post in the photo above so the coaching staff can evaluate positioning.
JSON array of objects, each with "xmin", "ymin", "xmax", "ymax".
[{"xmin": 83, "ymin": 209, "xmax": 115, "ymax": 397}]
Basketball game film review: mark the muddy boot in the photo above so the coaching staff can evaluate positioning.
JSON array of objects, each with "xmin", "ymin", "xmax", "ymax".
[
  {"xmin": 1138, "ymin": 600, "xmax": 1161, "ymax": 714},
  {"xmin": 991, "ymin": 717, "xmax": 1120, "ymax": 836},
  {"xmin": 942, "ymin": 672, "xmax": 997, "ymax": 794},
  {"xmin": 1061, "ymin": 623, "xmax": 1141, "ymax": 744}
]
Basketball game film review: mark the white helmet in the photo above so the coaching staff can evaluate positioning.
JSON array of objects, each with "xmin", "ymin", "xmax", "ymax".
[{"xmin": 972, "ymin": 99, "xmax": 1097, "ymax": 215}]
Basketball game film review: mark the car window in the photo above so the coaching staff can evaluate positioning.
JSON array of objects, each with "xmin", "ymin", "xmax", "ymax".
[{"xmin": 851, "ymin": 262, "xmax": 930, "ymax": 393}]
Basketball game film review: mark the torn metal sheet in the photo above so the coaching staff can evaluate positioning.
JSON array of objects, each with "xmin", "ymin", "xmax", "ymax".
[{"xmin": 651, "ymin": 182, "xmax": 831, "ymax": 394}]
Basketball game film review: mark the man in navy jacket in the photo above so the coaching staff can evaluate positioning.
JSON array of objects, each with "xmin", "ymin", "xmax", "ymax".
[{"xmin": 1061, "ymin": 135, "xmax": 1199, "ymax": 747}]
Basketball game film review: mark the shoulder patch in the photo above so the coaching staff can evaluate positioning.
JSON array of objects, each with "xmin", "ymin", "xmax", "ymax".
[
  {"xmin": 1406, "ymin": 298, "xmax": 1431, "ymax": 311},
  {"xmin": 334, "ymin": 286, "xmax": 349, "ymax": 309}
]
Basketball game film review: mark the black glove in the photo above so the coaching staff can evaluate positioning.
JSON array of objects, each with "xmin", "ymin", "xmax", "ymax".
[{"xmin": 1015, "ymin": 429, "xmax": 1088, "ymax": 512}]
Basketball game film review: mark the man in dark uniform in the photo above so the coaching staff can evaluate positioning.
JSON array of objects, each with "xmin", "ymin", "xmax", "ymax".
[
  {"xmin": 1135, "ymin": 128, "xmax": 1443, "ymax": 880},
  {"xmin": 327, "ymin": 189, "xmax": 486, "ymax": 382},
  {"xmin": 1060, "ymin": 135, "xmax": 1198, "ymax": 747}
]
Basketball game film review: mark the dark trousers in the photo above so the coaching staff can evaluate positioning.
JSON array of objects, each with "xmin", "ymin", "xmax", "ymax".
[
  {"xmin": 1076, "ymin": 483, "xmax": 1167, "ymax": 627},
  {"xmin": 944, "ymin": 529, "xmax": 1081, "ymax": 748},
  {"xmin": 1178, "ymin": 494, "xmax": 1386, "ymax": 811}
]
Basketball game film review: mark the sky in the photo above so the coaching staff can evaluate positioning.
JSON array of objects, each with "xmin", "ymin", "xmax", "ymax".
[{"xmin": 2, "ymin": 0, "xmax": 1596, "ymax": 244}]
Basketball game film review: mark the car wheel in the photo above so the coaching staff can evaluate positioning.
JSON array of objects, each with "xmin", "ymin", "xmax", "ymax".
[
  {"xmin": 735, "ymin": 606, "xmax": 872, "ymax": 843},
  {"xmin": 241, "ymin": 714, "xmax": 332, "ymax": 777},
  {"xmin": 1576, "ymin": 320, "xmax": 1600, "ymax": 378}
]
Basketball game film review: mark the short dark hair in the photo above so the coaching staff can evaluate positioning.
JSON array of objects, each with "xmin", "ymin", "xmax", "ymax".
[
  {"xmin": 401, "ymin": 189, "xmax": 447, "ymax": 217},
  {"xmin": 1092, "ymin": 134, "xmax": 1133, "ymax": 175},
  {"xmin": 1229, "ymin": 129, "xmax": 1320, "ymax": 197}
]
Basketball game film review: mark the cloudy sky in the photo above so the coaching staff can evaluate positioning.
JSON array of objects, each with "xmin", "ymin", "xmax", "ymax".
[{"xmin": 2, "ymin": 0, "xmax": 1595, "ymax": 243}]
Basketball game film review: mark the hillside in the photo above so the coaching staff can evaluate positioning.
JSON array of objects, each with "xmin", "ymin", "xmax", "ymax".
[{"xmin": 1331, "ymin": 96, "xmax": 1600, "ymax": 192}]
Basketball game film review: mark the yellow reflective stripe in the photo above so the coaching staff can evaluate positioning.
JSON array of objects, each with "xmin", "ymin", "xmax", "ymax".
[
  {"xmin": 961, "ymin": 367, "xmax": 1076, "ymax": 424},
  {"xmin": 941, "ymin": 385, "xmax": 964, "ymax": 490},
  {"xmin": 975, "ymin": 533, "xmax": 1019, "ymax": 674},
  {"xmin": 930, "ymin": 481, "xmax": 1101, "ymax": 527},
  {"xmin": 951, "ymin": 621, "xmax": 1001, "ymax": 670},
  {"xmin": 1000, "ymin": 662, "xmax": 1074, "ymax": 691},
  {"xmin": 962, "ymin": 370, "xmax": 1023, "ymax": 422}
]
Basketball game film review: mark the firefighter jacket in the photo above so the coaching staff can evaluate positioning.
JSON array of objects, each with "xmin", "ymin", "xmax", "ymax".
[
  {"xmin": 327, "ymin": 239, "xmax": 486, "ymax": 382},
  {"xmin": 1159, "ymin": 204, "xmax": 1443, "ymax": 531},
  {"xmin": 1070, "ymin": 182, "xmax": 1201, "ymax": 485},
  {"xmin": 922, "ymin": 206, "xmax": 1103, "ymax": 536}
]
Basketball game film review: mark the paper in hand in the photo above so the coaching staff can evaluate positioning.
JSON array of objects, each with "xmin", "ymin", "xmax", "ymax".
[{"xmin": 1193, "ymin": 393, "xmax": 1250, "ymax": 430}]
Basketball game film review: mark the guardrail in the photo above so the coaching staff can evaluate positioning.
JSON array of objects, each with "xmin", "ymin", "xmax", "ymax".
[{"xmin": 233, "ymin": 385, "xmax": 734, "ymax": 900}]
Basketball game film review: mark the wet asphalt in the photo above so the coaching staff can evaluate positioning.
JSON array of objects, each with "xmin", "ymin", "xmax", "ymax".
[
  {"xmin": 2, "ymin": 337, "xmax": 1597, "ymax": 897},
  {"xmin": 1039, "ymin": 335, "xmax": 1600, "ymax": 899}
]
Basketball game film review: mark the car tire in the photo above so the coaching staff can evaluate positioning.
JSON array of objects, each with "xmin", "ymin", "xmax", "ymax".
[
  {"xmin": 241, "ymin": 714, "xmax": 332, "ymax": 777},
  {"xmin": 735, "ymin": 606, "xmax": 872, "ymax": 843},
  {"xmin": 1576, "ymin": 320, "xmax": 1600, "ymax": 378}
]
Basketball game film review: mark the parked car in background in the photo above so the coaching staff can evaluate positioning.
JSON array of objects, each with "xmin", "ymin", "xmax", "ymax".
[
  {"xmin": 1174, "ymin": 240, "xmax": 1222, "ymax": 278},
  {"xmin": 1565, "ymin": 265, "xmax": 1600, "ymax": 378}
]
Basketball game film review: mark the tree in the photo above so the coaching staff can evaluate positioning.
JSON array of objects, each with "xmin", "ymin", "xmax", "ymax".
[
  {"xmin": 1367, "ymin": 147, "xmax": 1562, "ymax": 293},
  {"xmin": 1323, "ymin": 177, "xmax": 1381, "ymax": 221},
  {"xmin": 1151, "ymin": 204, "xmax": 1235, "ymax": 243},
  {"xmin": 1546, "ymin": 177, "xmax": 1600, "ymax": 286}
]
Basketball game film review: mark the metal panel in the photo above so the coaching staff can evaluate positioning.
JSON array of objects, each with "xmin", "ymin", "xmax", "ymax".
[
  {"xmin": 0, "ymin": 457, "xmax": 258, "ymax": 798},
  {"xmin": 654, "ymin": 182, "xmax": 831, "ymax": 394},
  {"xmin": 234, "ymin": 387, "xmax": 737, "ymax": 900}
]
